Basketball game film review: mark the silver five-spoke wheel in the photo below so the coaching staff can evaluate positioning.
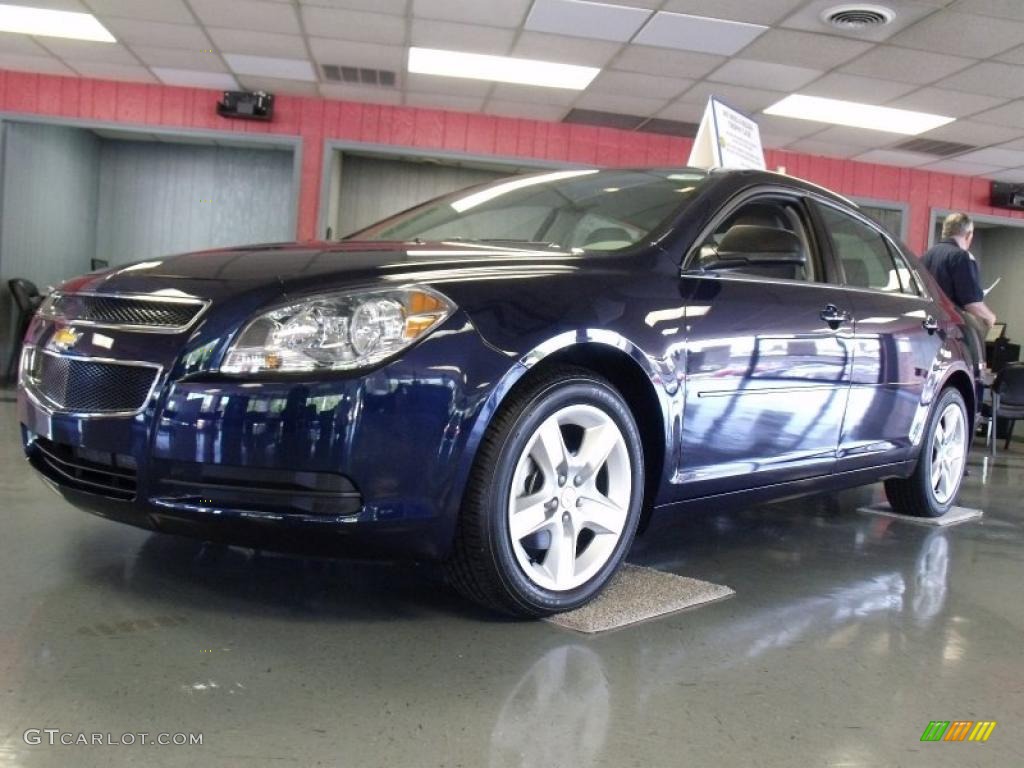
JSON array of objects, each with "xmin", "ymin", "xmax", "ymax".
[
  {"xmin": 508, "ymin": 404, "xmax": 631, "ymax": 592},
  {"xmin": 930, "ymin": 401, "xmax": 966, "ymax": 505}
]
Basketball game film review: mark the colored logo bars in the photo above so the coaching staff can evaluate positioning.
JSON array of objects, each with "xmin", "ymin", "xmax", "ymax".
[{"xmin": 920, "ymin": 721, "xmax": 997, "ymax": 742}]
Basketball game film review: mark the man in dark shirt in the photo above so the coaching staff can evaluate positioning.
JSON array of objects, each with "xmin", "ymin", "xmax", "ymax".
[{"xmin": 922, "ymin": 212, "xmax": 997, "ymax": 329}]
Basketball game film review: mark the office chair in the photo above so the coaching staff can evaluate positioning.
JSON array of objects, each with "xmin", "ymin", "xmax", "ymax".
[
  {"xmin": 983, "ymin": 362, "xmax": 1024, "ymax": 453},
  {"xmin": 5, "ymin": 278, "xmax": 43, "ymax": 384}
]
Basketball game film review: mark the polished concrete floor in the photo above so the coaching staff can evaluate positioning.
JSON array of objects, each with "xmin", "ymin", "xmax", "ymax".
[{"xmin": 1, "ymin": 399, "xmax": 1022, "ymax": 768}]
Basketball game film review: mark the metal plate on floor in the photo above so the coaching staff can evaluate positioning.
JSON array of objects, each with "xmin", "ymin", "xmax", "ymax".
[
  {"xmin": 858, "ymin": 502, "xmax": 983, "ymax": 526},
  {"xmin": 545, "ymin": 564, "xmax": 735, "ymax": 634}
]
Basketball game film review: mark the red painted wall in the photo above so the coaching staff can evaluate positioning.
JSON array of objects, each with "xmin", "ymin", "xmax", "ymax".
[{"xmin": 1, "ymin": 68, "xmax": 1018, "ymax": 253}]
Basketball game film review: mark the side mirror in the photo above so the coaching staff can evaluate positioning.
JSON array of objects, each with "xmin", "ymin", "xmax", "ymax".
[{"xmin": 694, "ymin": 224, "xmax": 807, "ymax": 271}]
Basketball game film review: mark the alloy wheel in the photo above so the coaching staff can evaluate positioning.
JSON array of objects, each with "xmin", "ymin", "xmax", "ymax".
[{"xmin": 930, "ymin": 402, "xmax": 966, "ymax": 506}]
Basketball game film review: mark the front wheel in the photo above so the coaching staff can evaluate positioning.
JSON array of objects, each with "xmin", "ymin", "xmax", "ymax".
[
  {"xmin": 446, "ymin": 366, "xmax": 644, "ymax": 617},
  {"xmin": 885, "ymin": 387, "xmax": 968, "ymax": 518}
]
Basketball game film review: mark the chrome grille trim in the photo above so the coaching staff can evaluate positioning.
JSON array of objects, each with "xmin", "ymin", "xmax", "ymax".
[
  {"xmin": 20, "ymin": 347, "xmax": 162, "ymax": 418},
  {"xmin": 39, "ymin": 291, "xmax": 210, "ymax": 333}
]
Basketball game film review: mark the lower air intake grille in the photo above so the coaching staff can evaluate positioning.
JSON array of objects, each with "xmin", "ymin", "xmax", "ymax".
[
  {"xmin": 28, "ymin": 350, "xmax": 159, "ymax": 414},
  {"xmin": 30, "ymin": 437, "xmax": 137, "ymax": 500}
]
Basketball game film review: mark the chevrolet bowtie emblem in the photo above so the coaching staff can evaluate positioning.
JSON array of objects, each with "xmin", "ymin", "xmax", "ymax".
[{"xmin": 51, "ymin": 327, "xmax": 82, "ymax": 351}]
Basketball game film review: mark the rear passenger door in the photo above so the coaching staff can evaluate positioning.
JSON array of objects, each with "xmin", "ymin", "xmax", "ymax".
[{"xmin": 812, "ymin": 201, "xmax": 942, "ymax": 470}]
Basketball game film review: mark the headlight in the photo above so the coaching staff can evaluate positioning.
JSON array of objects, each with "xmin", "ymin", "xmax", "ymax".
[{"xmin": 221, "ymin": 286, "xmax": 454, "ymax": 374}]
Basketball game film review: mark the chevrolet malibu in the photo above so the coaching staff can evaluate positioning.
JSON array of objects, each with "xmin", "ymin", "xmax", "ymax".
[{"xmin": 18, "ymin": 168, "xmax": 977, "ymax": 617}]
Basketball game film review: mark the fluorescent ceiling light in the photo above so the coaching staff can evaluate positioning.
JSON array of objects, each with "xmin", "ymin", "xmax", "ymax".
[
  {"xmin": 0, "ymin": 3, "xmax": 114, "ymax": 42},
  {"xmin": 408, "ymin": 47, "xmax": 598, "ymax": 90},
  {"xmin": 764, "ymin": 94, "xmax": 954, "ymax": 135},
  {"xmin": 452, "ymin": 170, "xmax": 599, "ymax": 212}
]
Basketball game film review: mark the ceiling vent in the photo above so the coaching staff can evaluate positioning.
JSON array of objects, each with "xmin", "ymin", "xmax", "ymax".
[
  {"xmin": 321, "ymin": 64, "xmax": 396, "ymax": 87},
  {"xmin": 822, "ymin": 4, "xmax": 895, "ymax": 30},
  {"xmin": 891, "ymin": 138, "xmax": 976, "ymax": 157}
]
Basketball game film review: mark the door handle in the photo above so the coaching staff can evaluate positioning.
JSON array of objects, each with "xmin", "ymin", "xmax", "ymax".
[
  {"xmin": 820, "ymin": 304, "xmax": 850, "ymax": 329},
  {"xmin": 922, "ymin": 315, "xmax": 939, "ymax": 334}
]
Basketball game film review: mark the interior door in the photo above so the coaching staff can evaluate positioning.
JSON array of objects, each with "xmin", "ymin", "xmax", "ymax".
[
  {"xmin": 675, "ymin": 195, "xmax": 854, "ymax": 498},
  {"xmin": 813, "ymin": 201, "xmax": 944, "ymax": 469}
]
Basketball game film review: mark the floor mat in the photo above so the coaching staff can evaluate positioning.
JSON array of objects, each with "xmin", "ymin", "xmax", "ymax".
[
  {"xmin": 545, "ymin": 564, "xmax": 735, "ymax": 634},
  {"xmin": 858, "ymin": 502, "xmax": 983, "ymax": 526}
]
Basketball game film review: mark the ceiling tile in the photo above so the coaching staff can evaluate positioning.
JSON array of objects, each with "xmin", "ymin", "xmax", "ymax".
[
  {"xmin": 854, "ymin": 149, "xmax": 934, "ymax": 167},
  {"xmin": 590, "ymin": 70, "xmax": 693, "ymax": 100},
  {"xmin": 921, "ymin": 158, "xmax": 1003, "ymax": 175},
  {"xmin": 740, "ymin": 29, "xmax": 873, "ymax": 69},
  {"xmin": 801, "ymin": 73, "xmax": 918, "ymax": 103},
  {"xmin": 190, "ymin": 0, "xmax": 301, "ymax": 35},
  {"xmin": 808, "ymin": 125, "xmax": 907, "ymax": 148},
  {"xmin": 784, "ymin": 138, "xmax": 864, "ymax": 158},
  {"xmin": 951, "ymin": 0, "xmax": 1024, "ymax": 20},
  {"xmin": 318, "ymin": 82, "xmax": 402, "ymax": 104},
  {"xmin": 133, "ymin": 46, "xmax": 229, "ymax": 71},
  {"xmin": 237, "ymin": 76, "xmax": 320, "ymax": 96},
  {"xmin": 152, "ymin": 67, "xmax": 239, "ymax": 89},
  {"xmin": 994, "ymin": 44, "xmax": 1024, "ymax": 65},
  {"xmin": 410, "ymin": 19, "xmax": 516, "ymax": 55},
  {"xmin": 781, "ymin": 0, "xmax": 947, "ymax": 43},
  {"xmin": 918, "ymin": 120, "xmax": 1023, "ymax": 146},
  {"xmin": 207, "ymin": 28, "xmax": 309, "ymax": 58},
  {"xmin": 572, "ymin": 91, "xmax": 668, "ymax": 117},
  {"xmin": 2, "ymin": 0, "xmax": 88, "ymax": 10},
  {"xmin": 512, "ymin": 32, "xmax": 622, "ymax": 67},
  {"xmin": 405, "ymin": 92, "xmax": 486, "ymax": 112},
  {"xmin": 953, "ymin": 146, "xmax": 1024, "ymax": 167},
  {"xmin": 841, "ymin": 46, "xmax": 975, "ymax": 85},
  {"xmin": 404, "ymin": 73, "xmax": 491, "ymax": 97},
  {"xmin": 613, "ymin": 45, "xmax": 723, "ymax": 79},
  {"xmin": 889, "ymin": 87, "xmax": 1006, "ymax": 118},
  {"xmin": 634, "ymin": 11, "xmax": 767, "ymax": 56},
  {"xmin": 984, "ymin": 167, "xmax": 1024, "ymax": 182},
  {"xmin": 993, "ymin": 136, "xmax": 1024, "ymax": 151},
  {"xmin": 709, "ymin": 59, "xmax": 822, "ymax": 91},
  {"xmin": 484, "ymin": 99, "xmax": 569, "ymax": 121},
  {"xmin": 970, "ymin": 100, "xmax": 1024, "ymax": 128},
  {"xmin": 524, "ymin": 0, "xmax": 651, "ymax": 43},
  {"xmin": 309, "ymin": 39, "xmax": 405, "ymax": 71},
  {"xmin": 0, "ymin": 52, "xmax": 75, "ymax": 76},
  {"xmin": 0, "ymin": 32, "xmax": 48, "ymax": 55},
  {"xmin": 411, "ymin": 0, "xmax": 532, "ymax": 28},
  {"xmin": 86, "ymin": 0, "xmax": 193, "ymax": 23},
  {"xmin": 889, "ymin": 11, "xmax": 1024, "ymax": 57},
  {"xmin": 654, "ymin": 100, "xmax": 705, "ymax": 122},
  {"xmin": 224, "ymin": 53, "xmax": 316, "ymax": 81},
  {"xmin": 300, "ymin": 0, "xmax": 407, "ymax": 14},
  {"xmin": 66, "ymin": 61, "xmax": 157, "ymax": 82},
  {"xmin": 102, "ymin": 19, "xmax": 212, "ymax": 49},
  {"xmin": 679, "ymin": 82, "xmax": 787, "ymax": 113},
  {"xmin": 489, "ymin": 83, "xmax": 581, "ymax": 106},
  {"xmin": 662, "ymin": 0, "xmax": 806, "ymax": 25},
  {"xmin": 300, "ymin": 6, "xmax": 406, "ymax": 44},
  {"xmin": 941, "ymin": 62, "xmax": 1024, "ymax": 99},
  {"xmin": 36, "ymin": 39, "xmax": 139, "ymax": 65}
]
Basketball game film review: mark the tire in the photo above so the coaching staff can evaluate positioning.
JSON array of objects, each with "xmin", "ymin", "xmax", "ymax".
[
  {"xmin": 885, "ymin": 387, "xmax": 968, "ymax": 518},
  {"xmin": 446, "ymin": 365, "xmax": 644, "ymax": 617}
]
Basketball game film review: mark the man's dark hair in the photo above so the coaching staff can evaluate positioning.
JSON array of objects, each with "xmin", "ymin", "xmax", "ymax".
[{"xmin": 942, "ymin": 212, "xmax": 973, "ymax": 240}]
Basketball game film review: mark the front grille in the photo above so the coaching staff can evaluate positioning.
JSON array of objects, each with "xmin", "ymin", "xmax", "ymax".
[
  {"xmin": 26, "ymin": 349, "xmax": 159, "ymax": 414},
  {"xmin": 45, "ymin": 293, "xmax": 206, "ymax": 330},
  {"xmin": 30, "ymin": 436, "xmax": 137, "ymax": 500}
]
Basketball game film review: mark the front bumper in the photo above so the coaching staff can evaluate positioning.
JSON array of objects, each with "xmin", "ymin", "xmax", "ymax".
[{"xmin": 18, "ymin": 314, "xmax": 511, "ymax": 561}]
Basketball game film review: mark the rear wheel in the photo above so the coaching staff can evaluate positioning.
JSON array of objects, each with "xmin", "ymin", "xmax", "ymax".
[
  {"xmin": 885, "ymin": 387, "xmax": 968, "ymax": 518},
  {"xmin": 446, "ymin": 366, "xmax": 644, "ymax": 617}
]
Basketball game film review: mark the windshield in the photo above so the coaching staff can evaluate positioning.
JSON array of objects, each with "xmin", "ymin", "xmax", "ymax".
[{"xmin": 349, "ymin": 169, "xmax": 709, "ymax": 251}]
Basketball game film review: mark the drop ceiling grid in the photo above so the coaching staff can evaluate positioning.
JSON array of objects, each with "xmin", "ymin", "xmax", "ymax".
[{"xmin": 5, "ymin": 0, "xmax": 1024, "ymax": 173}]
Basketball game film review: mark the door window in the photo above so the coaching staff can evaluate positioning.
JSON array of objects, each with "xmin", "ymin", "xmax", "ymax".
[{"xmin": 818, "ymin": 204, "xmax": 915, "ymax": 294}]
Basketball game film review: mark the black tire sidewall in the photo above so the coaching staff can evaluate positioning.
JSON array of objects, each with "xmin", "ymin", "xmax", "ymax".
[
  {"xmin": 918, "ymin": 388, "xmax": 968, "ymax": 516},
  {"xmin": 482, "ymin": 375, "xmax": 644, "ymax": 614}
]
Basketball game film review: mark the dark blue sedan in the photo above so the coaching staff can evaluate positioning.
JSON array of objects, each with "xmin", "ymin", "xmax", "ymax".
[{"xmin": 17, "ymin": 168, "xmax": 977, "ymax": 616}]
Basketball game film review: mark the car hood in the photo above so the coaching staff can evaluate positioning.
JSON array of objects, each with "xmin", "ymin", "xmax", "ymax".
[{"xmin": 65, "ymin": 240, "xmax": 586, "ymax": 298}]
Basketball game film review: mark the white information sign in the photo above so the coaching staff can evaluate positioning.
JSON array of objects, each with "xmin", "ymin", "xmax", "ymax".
[{"xmin": 687, "ymin": 97, "xmax": 766, "ymax": 171}]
